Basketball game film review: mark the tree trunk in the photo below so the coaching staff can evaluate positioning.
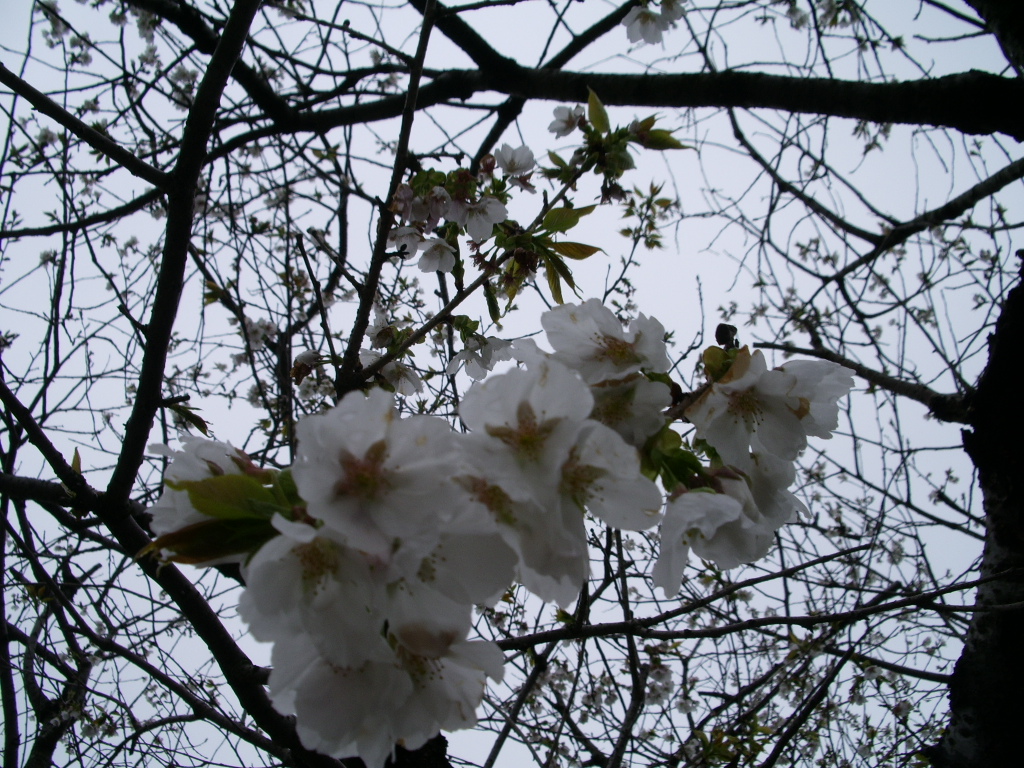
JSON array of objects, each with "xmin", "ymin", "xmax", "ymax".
[{"xmin": 932, "ymin": 258, "xmax": 1024, "ymax": 766}]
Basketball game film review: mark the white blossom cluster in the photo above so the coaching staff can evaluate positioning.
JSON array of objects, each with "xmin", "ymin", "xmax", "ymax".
[
  {"xmin": 653, "ymin": 347, "xmax": 854, "ymax": 594},
  {"xmin": 147, "ymin": 301, "xmax": 853, "ymax": 765},
  {"xmin": 388, "ymin": 145, "xmax": 535, "ymax": 273},
  {"xmin": 621, "ymin": 1, "xmax": 687, "ymax": 46}
]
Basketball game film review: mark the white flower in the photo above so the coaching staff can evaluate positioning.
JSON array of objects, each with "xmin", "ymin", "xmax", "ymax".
[
  {"xmin": 366, "ymin": 304, "xmax": 395, "ymax": 348},
  {"xmin": 542, "ymin": 299, "xmax": 670, "ymax": 384},
  {"xmin": 388, "ymin": 226, "xmax": 422, "ymax": 257},
  {"xmin": 239, "ymin": 531, "xmax": 393, "ymax": 668},
  {"xmin": 417, "ymin": 238, "xmax": 456, "ymax": 273},
  {"xmin": 622, "ymin": 6, "xmax": 668, "ymax": 45},
  {"xmin": 743, "ymin": 449, "xmax": 807, "ymax": 526},
  {"xmin": 548, "ymin": 105, "xmax": 584, "ymax": 137},
  {"xmin": 292, "ymin": 389, "xmax": 463, "ymax": 565},
  {"xmin": 685, "ymin": 348, "xmax": 854, "ymax": 466},
  {"xmin": 359, "ymin": 350, "xmax": 424, "ymax": 396},
  {"xmin": 391, "ymin": 183, "xmax": 416, "ymax": 222},
  {"xmin": 416, "ymin": 186, "xmax": 452, "ymax": 230},
  {"xmin": 654, "ymin": 491, "xmax": 735, "ymax": 594},
  {"xmin": 560, "ymin": 422, "xmax": 663, "ymax": 531},
  {"xmin": 417, "ymin": 531, "xmax": 518, "ymax": 608},
  {"xmin": 456, "ymin": 474, "xmax": 590, "ymax": 607},
  {"xmin": 661, "ymin": 0, "xmax": 687, "ymax": 23},
  {"xmin": 654, "ymin": 462, "xmax": 800, "ymax": 594},
  {"xmin": 459, "ymin": 358, "xmax": 661, "ymax": 604},
  {"xmin": 445, "ymin": 336, "xmax": 513, "ymax": 380},
  {"xmin": 458, "ymin": 359, "xmax": 597, "ymax": 604},
  {"xmin": 266, "ymin": 631, "xmax": 413, "ymax": 768},
  {"xmin": 589, "ymin": 375, "xmax": 672, "ymax": 446},
  {"xmin": 447, "ymin": 197, "xmax": 507, "ymax": 242},
  {"xmin": 494, "ymin": 144, "xmax": 535, "ymax": 176},
  {"xmin": 259, "ymin": 568, "xmax": 505, "ymax": 768},
  {"xmin": 459, "ymin": 357, "xmax": 593, "ymax": 497}
]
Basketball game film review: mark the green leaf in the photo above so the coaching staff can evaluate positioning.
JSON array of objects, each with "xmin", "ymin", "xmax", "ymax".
[
  {"xmin": 71, "ymin": 448, "xmax": 82, "ymax": 474},
  {"xmin": 144, "ymin": 517, "xmax": 278, "ymax": 565},
  {"xmin": 549, "ymin": 241, "xmax": 602, "ymax": 260},
  {"xmin": 547, "ymin": 151, "xmax": 568, "ymax": 169},
  {"xmin": 633, "ymin": 129, "xmax": 689, "ymax": 151},
  {"xmin": 275, "ymin": 468, "xmax": 303, "ymax": 507},
  {"xmin": 546, "ymin": 252, "xmax": 577, "ymax": 289},
  {"xmin": 167, "ymin": 474, "xmax": 282, "ymax": 520},
  {"xmin": 587, "ymin": 88, "xmax": 610, "ymax": 134},
  {"xmin": 545, "ymin": 262, "xmax": 564, "ymax": 304},
  {"xmin": 484, "ymin": 280, "xmax": 502, "ymax": 323},
  {"xmin": 542, "ymin": 205, "xmax": 597, "ymax": 234},
  {"xmin": 542, "ymin": 253, "xmax": 580, "ymax": 305},
  {"xmin": 452, "ymin": 315, "xmax": 480, "ymax": 340},
  {"xmin": 168, "ymin": 403, "xmax": 211, "ymax": 436}
]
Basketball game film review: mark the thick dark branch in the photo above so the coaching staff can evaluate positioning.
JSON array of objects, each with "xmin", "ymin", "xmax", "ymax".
[
  {"xmin": 235, "ymin": 68, "xmax": 1024, "ymax": 142},
  {"xmin": 935, "ymin": 263, "xmax": 1024, "ymax": 766},
  {"xmin": 0, "ymin": 472, "xmax": 76, "ymax": 508},
  {"xmin": 965, "ymin": 0, "xmax": 1024, "ymax": 70},
  {"xmin": 0, "ymin": 63, "xmax": 170, "ymax": 189}
]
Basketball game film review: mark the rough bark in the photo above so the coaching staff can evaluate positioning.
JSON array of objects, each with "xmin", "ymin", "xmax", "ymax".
[
  {"xmin": 966, "ymin": 0, "xmax": 1024, "ymax": 71},
  {"xmin": 931, "ymin": 258, "xmax": 1024, "ymax": 766}
]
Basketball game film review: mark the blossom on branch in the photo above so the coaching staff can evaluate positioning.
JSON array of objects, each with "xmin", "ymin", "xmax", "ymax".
[
  {"xmin": 446, "ymin": 196, "xmax": 507, "ymax": 242},
  {"xmin": 622, "ymin": 6, "xmax": 670, "ymax": 46},
  {"xmin": 685, "ymin": 347, "xmax": 854, "ymax": 466},
  {"xmin": 548, "ymin": 105, "xmax": 584, "ymax": 137},
  {"xmin": 292, "ymin": 389, "xmax": 461, "ymax": 566},
  {"xmin": 542, "ymin": 299, "xmax": 669, "ymax": 384}
]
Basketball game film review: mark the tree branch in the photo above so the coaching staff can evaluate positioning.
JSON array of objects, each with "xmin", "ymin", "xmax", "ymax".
[
  {"xmin": 106, "ymin": 0, "xmax": 264, "ymax": 504},
  {"xmin": 0, "ymin": 63, "xmax": 170, "ymax": 189}
]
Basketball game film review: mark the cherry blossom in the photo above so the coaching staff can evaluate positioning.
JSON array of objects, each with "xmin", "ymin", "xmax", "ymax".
[
  {"xmin": 387, "ymin": 225, "xmax": 422, "ymax": 257},
  {"xmin": 661, "ymin": 0, "xmax": 687, "ymax": 23},
  {"xmin": 359, "ymin": 350, "xmax": 424, "ymax": 396},
  {"xmin": 653, "ymin": 472, "xmax": 778, "ymax": 594},
  {"xmin": 459, "ymin": 356, "xmax": 594, "ymax": 496},
  {"xmin": 494, "ymin": 143, "xmax": 535, "ymax": 177},
  {"xmin": 446, "ymin": 196, "xmax": 507, "ymax": 242},
  {"xmin": 417, "ymin": 237, "xmax": 456, "ymax": 273},
  {"xmin": 446, "ymin": 335, "xmax": 514, "ymax": 380},
  {"xmin": 548, "ymin": 105, "xmax": 584, "ymax": 137},
  {"xmin": 366, "ymin": 303, "xmax": 397, "ymax": 348},
  {"xmin": 542, "ymin": 299, "xmax": 669, "ymax": 384},
  {"xmin": 622, "ymin": 6, "xmax": 669, "ymax": 45},
  {"xmin": 414, "ymin": 185, "xmax": 452, "ymax": 230},
  {"xmin": 589, "ymin": 375, "xmax": 672, "ymax": 447},
  {"xmin": 456, "ymin": 473, "xmax": 590, "ymax": 607},
  {"xmin": 560, "ymin": 421, "xmax": 663, "ymax": 531},
  {"xmin": 239, "ymin": 528, "xmax": 393, "ymax": 668},
  {"xmin": 685, "ymin": 347, "xmax": 853, "ymax": 466},
  {"xmin": 292, "ymin": 389, "xmax": 463, "ymax": 565}
]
